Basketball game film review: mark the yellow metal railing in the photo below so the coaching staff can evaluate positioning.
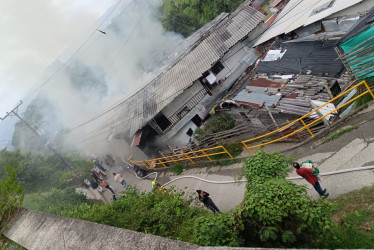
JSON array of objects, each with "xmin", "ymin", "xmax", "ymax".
[
  {"xmin": 128, "ymin": 158, "xmax": 151, "ymax": 169},
  {"xmin": 129, "ymin": 146, "xmax": 233, "ymax": 170},
  {"xmin": 242, "ymin": 80, "xmax": 374, "ymax": 155}
]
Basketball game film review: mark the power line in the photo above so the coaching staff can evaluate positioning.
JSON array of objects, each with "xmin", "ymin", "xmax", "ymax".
[{"xmin": 19, "ymin": 0, "xmax": 124, "ymax": 101}]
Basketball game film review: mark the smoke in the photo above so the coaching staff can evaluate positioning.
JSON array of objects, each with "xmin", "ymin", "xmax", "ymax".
[{"xmin": 17, "ymin": 0, "xmax": 184, "ymax": 153}]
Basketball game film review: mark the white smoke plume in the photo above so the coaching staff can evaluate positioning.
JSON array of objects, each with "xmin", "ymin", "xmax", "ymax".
[{"xmin": 20, "ymin": 0, "xmax": 184, "ymax": 153}]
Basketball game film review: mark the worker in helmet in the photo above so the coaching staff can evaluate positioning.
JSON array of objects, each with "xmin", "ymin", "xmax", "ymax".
[{"xmin": 152, "ymin": 181, "xmax": 166, "ymax": 192}]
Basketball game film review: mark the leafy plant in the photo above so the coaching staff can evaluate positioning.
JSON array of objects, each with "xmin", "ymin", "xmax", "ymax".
[
  {"xmin": 242, "ymin": 150, "xmax": 292, "ymax": 184},
  {"xmin": 194, "ymin": 116, "xmax": 235, "ymax": 143},
  {"xmin": 193, "ymin": 213, "xmax": 243, "ymax": 246},
  {"xmin": 160, "ymin": 0, "xmax": 245, "ymax": 37},
  {"xmin": 238, "ymin": 150, "xmax": 334, "ymax": 247}
]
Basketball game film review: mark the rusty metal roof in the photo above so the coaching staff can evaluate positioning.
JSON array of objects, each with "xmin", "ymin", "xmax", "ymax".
[{"xmin": 109, "ymin": 4, "xmax": 265, "ymax": 136}]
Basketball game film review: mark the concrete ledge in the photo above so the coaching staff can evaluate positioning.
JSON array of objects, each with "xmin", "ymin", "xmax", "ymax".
[{"xmin": 4, "ymin": 209, "xmax": 198, "ymax": 250}]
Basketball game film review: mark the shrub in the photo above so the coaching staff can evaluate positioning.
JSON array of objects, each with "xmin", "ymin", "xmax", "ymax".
[
  {"xmin": 242, "ymin": 150, "xmax": 292, "ymax": 184},
  {"xmin": 194, "ymin": 116, "xmax": 235, "ymax": 142},
  {"xmin": 193, "ymin": 213, "xmax": 244, "ymax": 246},
  {"xmin": 238, "ymin": 150, "xmax": 334, "ymax": 247}
]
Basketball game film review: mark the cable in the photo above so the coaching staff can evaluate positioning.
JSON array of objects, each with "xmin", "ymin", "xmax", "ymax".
[
  {"xmin": 18, "ymin": 0, "xmax": 124, "ymax": 102},
  {"xmin": 131, "ymin": 165, "xmax": 374, "ymax": 187}
]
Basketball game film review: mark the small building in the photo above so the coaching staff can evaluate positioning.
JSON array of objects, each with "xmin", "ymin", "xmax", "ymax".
[{"xmin": 108, "ymin": 1, "xmax": 267, "ymax": 157}]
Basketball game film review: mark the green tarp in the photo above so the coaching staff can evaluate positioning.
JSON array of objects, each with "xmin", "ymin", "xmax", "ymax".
[{"xmin": 340, "ymin": 25, "xmax": 374, "ymax": 79}]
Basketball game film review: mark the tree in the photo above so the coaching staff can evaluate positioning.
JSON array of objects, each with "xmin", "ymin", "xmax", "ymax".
[{"xmin": 160, "ymin": 0, "xmax": 246, "ymax": 37}]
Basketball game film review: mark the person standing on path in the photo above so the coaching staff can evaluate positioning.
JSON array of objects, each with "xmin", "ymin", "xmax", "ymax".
[
  {"xmin": 113, "ymin": 173, "xmax": 128, "ymax": 188},
  {"xmin": 196, "ymin": 190, "xmax": 221, "ymax": 213},
  {"xmin": 293, "ymin": 162, "xmax": 329, "ymax": 198},
  {"xmin": 100, "ymin": 180, "xmax": 116, "ymax": 194},
  {"xmin": 84, "ymin": 178, "xmax": 103, "ymax": 192}
]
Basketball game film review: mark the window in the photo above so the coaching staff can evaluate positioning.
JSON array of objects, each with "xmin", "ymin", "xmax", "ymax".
[
  {"xmin": 153, "ymin": 112, "xmax": 171, "ymax": 131},
  {"xmin": 186, "ymin": 128, "xmax": 193, "ymax": 137},
  {"xmin": 211, "ymin": 62, "xmax": 225, "ymax": 75}
]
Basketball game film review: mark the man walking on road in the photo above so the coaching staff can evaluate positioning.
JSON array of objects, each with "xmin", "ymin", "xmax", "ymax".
[
  {"xmin": 196, "ymin": 190, "xmax": 221, "ymax": 213},
  {"xmin": 293, "ymin": 162, "xmax": 329, "ymax": 198},
  {"xmin": 113, "ymin": 172, "xmax": 128, "ymax": 188}
]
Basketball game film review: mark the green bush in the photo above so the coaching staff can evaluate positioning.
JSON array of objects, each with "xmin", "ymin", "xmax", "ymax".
[
  {"xmin": 23, "ymin": 187, "xmax": 94, "ymax": 214},
  {"xmin": 242, "ymin": 150, "xmax": 292, "ymax": 184},
  {"xmin": 47, "ymin": 187, "xmax": 208, "ymax": 242},
  {"xmin": 194, "ymin": 116, "xmax": 235, "ymax": 143},
  {"xmin": 238, "ymin": 150, "xmax": 334, "ymax": 247},
  {"xmin": 0, "ymin": 149, "xmax": 92, "ymax": 193},
  {"xmin": 193, "ymin": 213, "xmax": 243, "ymax": 246},
  {"xmin": 160, "ymin": 0, "xmax": 245, "ymax": 37}
]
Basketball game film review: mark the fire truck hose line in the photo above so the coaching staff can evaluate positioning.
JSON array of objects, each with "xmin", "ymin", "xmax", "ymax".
[{"xmin": 151, "ymin": 165, "xmax": 374, "ymax": 187}]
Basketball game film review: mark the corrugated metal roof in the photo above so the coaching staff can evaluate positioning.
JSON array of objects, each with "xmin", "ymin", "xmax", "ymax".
[
  {"xmin": 254, "ymin": 0, "xmax": 363, "ymax": 46},
  {"xmin": 110, "ymin": 4, "xmax": 265, "ymax": 136},
  {"xmin": 233, "ymin": 90, "xmax": 281, "ymax": 107}
]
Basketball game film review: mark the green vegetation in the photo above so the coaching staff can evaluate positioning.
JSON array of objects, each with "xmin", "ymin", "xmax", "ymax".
[
  {"xmin": 160, "ymin": 0, "xmax": 246, "ymax": 37},
  {"xmin": 4, "ymin": 148, "xmax": 374, "ymax": 248},
  {"xmin": 0, "ymin": 163, "xmax": 24, "ymax": 249},
  {"xmin": 194, "ymin": 115, "xmax": 235, "ymax": 143},
  {"xmin": 28, "ymin": 150, "xmax": 336, "ymax": 248},
  {"xmin": 320, "ymin": 185, "xmax": 374, "ymax": 248},
  {"xmin": 0, "ymin": 149, "xmax": 92, "ymax": 193},
  {"xmin": 322, "ymin": 125, "xmax": 358, "ymax": 144},
  {"xmin": 210, "ymin": 141, "xmax": 243, "ymax": 160},
  {"xmin": 23, "ymin": 187, "xmax": 95, "ymax": 214},
  {"xmin": 354, "ymin": 92, "xmax": 373, "ymax": 109},
  {"xmin": 171, "ymin": 163, "xmax": 188, "ymax": 175}
]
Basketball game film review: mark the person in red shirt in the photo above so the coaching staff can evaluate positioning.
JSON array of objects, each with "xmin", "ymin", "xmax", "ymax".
[{"xmin": 293, "ymin": 162, "xmax": 329, "ymax": 198}]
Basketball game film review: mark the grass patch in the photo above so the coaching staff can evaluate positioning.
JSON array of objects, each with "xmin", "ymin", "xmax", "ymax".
[
  {"xmin": 210, "ymin": 141, "xmax": 243, "ymax": 160},
  {"xmin": 354, "ymin": 93, "xmax": 373, "ymax": 109},
  {"xmin": 321, "ymin": 185, "xmax": 374, "ymax": 248},
  {"xmin": 171, "ymin": 163, "xmax": 188, "ymax": 175},
  {"xmin": 322, "ymin": 125, "xmax": 358, "ymax": 144}
]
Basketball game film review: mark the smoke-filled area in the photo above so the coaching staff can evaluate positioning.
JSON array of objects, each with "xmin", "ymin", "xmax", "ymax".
[{"xmin": 13, "ymin": 0, "xmax": 185, "ymax": 155}]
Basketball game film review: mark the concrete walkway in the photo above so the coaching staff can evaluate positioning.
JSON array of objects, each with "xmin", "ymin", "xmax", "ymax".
[{"xmin": 90, "ymin": 102, "xmax": 374, "ymax": 212}]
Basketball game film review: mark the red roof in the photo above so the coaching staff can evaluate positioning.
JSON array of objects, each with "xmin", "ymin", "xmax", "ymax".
[
  {"xmin": 265, "ymin": 14, "xmax": 277, "ymax": 27},
  {"xmin": 247, "ymin": 78, "xmax": 283, "ymax": 88},
  {"xmin": 250, "ymin": 3, "xmax": 267, "ymax": 16},
  {"xmin": 270, "ymin": 0, "xmax": 283, "ymax": 8},
  {"xmin": 234, "ymin": 101, "xmax": 262, "ymax": 109}
]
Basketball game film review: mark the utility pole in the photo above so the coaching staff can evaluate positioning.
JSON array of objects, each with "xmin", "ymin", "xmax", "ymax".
[{"xmin": 1, "ymin": 101, "xmax": 82, "ymax": 178}]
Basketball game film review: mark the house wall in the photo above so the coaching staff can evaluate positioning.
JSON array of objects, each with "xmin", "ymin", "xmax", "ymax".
[
  {"xmin": 168, "ymin": 120, "xmax": 198, "ymax": 146},
  {"xmin": 162, "ymin": 81, "xmax": 205, "ymax": 118}
]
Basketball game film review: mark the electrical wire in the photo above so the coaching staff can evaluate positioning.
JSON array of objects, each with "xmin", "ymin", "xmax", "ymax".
[{"xmin": 20, "ymin": 0, "xmax": 124, "ymax": 101}]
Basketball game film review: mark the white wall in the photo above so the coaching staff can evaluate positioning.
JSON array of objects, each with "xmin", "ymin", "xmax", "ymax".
[{"xmin": 168, "ymin": 120, "xmax": 197, "ymax": 146}]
